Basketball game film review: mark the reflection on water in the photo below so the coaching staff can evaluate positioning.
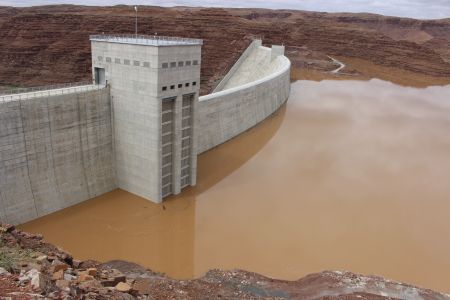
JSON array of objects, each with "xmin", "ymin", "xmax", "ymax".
[{"xmin": 20, "ymin": 80, "xmax": 450, "ymax": 293}]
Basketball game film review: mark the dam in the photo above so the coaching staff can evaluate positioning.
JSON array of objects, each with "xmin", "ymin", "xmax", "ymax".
[
  {"xmin": 19, "ymin": 80, "xmax": 450, "ymax": 294},
  {"xmin": 0, "ymin": 35, "xmax": 291, "ymax": 225}
]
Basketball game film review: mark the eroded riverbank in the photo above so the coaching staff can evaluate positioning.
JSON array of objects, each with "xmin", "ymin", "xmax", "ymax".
[{"xmin": 20, "ymin": 80, "xmax": 450, "ymax": 294}]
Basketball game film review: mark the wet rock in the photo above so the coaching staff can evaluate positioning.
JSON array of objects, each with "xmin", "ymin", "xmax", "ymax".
[{"xmin": 115, "ymin": 282, "xmax": 131, "ymax": 293}]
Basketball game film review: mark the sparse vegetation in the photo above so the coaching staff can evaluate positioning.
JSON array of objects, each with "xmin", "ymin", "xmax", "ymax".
[
  {"xmin": 0, "ymin": 247, "xmax": 16, "ymax": 272},
  {"xmin": 0, "ymin": 233, "xmax": 39, "ymax": 272}
]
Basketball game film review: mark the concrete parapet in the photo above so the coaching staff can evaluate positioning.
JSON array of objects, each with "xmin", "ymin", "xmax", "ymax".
[
  {"xmin": 197, "ymin": 45, "xmax": 291, "ymax": 154},
  {"xmin": 271, "ymin": 45, "xmax": 285, "ymax": 60},
  {"xmin": 212, "ymin": 40, "xmax": 262, "ymax": 93}
]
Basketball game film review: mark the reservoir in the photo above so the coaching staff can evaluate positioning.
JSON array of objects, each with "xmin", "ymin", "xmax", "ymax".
[{"xmin": 20, "ymin": 79, "xmax": 450, "ymax": 293}]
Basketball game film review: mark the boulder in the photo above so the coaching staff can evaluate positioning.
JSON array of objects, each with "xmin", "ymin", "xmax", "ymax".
[
  {"xmin": 78, "ymin": 279, "xmax": 103, "ymax": 292},
  {"xmin": 79, "ymin": 273, "xmax": 95, "ymax": 281},
  {"xmin": 115, "ymin": 282, "xmax": 131, "ymax": 293},
  {"xmin": 72, "ymin": 259, "xmax": 82, "ymax": 268},
  {"xmin": 28, "ymin": 269, "xmax": 46, "ymax": 290},
  {"xmin": 132, "ymin": 278, "xmax": 153, "ymax": 295},
  {"xmin": 0, "ymin": 267, "xmax": 11, "ymax": 275},
  {"xmin": 64, "ymin": 272, "xmax": 76, "ymax": 281},
  {"xmin": 51, "ymin": 259, "xmax": 68, "ymax": 273},
  {"xmin": 55, "ymin": 279, "xmax": 70, "ymax": 290},
  {"xmin": 100, "ymin": 269, "xmax": 126, "ymax": 287},
  {"xmin": 52, "ymin": 269, "xmax": 64, "ymax": 280},
  {"xmin": 87, "ymin": 268, "xmax": 97, "ymax": 276},
  {"xmin": 36, "ymin": 255, "xmax": 48, "ymax": 263}
]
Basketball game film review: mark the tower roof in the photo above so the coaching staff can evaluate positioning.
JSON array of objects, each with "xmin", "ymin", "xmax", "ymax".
[{"xmin": 90, "ymin": 34, "xmax": 203, "ymax": 47}]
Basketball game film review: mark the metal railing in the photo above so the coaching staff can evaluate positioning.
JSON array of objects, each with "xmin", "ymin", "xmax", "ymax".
[
  {"xmin": 90, "ymin": 34, "xmax": 203, "ymax": 46},
  {"xmin": 0, "ymin": 81, "xmax": 106, "ymax": 102}
]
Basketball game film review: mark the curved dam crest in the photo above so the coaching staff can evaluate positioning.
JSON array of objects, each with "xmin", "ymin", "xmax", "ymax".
[
  {"xmin": 0, "ymin": 37, "xmax": 291, "ymax": 225},
  {"xmin": 197, "ymin": 40, "xmax": 291, "ymax": 153}
]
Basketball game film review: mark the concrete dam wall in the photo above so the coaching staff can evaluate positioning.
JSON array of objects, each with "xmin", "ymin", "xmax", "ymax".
[
  {"xmin": 196, "ymin": 40, "xmax": 291, "ymax": 154},
  {"xmin": 0, "ymin": 37, "xmax": 290, "ymax": 225},
  {"xmin": 0, "ymin": 87, "xmax": 115, "ymax": 225}
]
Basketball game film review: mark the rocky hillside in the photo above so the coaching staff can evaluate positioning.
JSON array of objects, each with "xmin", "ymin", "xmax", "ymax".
[
  {"xmin": 0, "ymin": 5, "xmax": 450, "ymax": 94},
  {"xmin": 1, "ymin": 224, "xmax": 449, "ymax": 299}
]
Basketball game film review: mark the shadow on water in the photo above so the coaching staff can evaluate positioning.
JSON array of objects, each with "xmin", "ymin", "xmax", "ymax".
[{"xmin": 173, "ymin": 103, "xmax": 287, "ymax": 197}]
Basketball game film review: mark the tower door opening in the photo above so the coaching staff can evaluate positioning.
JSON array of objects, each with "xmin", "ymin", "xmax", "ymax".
[
  {"xmin": 94, "ymin": 67, "xmax": 106, "ymax": 85},
  {"xmin": 161, "ymin": 97, "xmax": 175, "ymax": 198}
]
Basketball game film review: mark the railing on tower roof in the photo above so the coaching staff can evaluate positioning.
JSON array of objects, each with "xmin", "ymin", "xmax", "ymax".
[{"xmin": 89, "ymin": 34, "xmax": 203, "ymax": 46}]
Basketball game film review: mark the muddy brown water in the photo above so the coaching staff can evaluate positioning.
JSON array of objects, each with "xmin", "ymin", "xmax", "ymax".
[{"xmin": 20, "ymin": 79, "xmax": 450, "ymax": 293}]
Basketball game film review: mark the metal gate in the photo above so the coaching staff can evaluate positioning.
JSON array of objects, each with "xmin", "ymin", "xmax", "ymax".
[
  {"xmin": 180, "ymin": 94, "xmax": 194, "ymax": 189},
  {"xmin": 161, "ymin": 97, "xmax": 175, "ymax": 198}
]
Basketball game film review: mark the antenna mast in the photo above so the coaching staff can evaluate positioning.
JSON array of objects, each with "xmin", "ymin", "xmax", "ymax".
[{"xmin": 134, "ymin": 6, "xmax": 138, "ymax": 39}]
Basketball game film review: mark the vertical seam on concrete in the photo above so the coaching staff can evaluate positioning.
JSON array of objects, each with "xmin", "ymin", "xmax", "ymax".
[
  {"xmin": 110, "ymin": 92, "xmax": 117, "ymax": 186},
  {"xmin": 18, "ymin": 98, "xmax": 39, "ymax": 218},
  {"xmin": 77, "ymin": 92, "xmax": 91, "ymax": 198},
  {"xmin": 45, "ymin": 96, "xmax": 63, "ymax": 203},
  {"xmin": 85, "ymin": 92, "xmax": 93, "ymax": 196}
]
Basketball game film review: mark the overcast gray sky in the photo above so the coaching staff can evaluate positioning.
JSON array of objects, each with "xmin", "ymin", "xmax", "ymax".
[{"xmin": 1, "ymin": 0, "xmax": 450, "ymax": 19}]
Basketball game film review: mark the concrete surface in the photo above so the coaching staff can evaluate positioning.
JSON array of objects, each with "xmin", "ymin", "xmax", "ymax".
[
  {"xmin": 0, "ymin": 36, "xmax": 289, "ymax": 224},
  {"xmin": 215, "ymin": 41, "xmax": 287, "ymax": 91},
  {"xmin": 197, "ymin": 43, "xmax": 291, "ymax": 154},
  {"xmin": 0, "ymin": 84, "xmax": 103, "ymax": 102},
  {"xmin": 0, "ymin": 87, "xmax": 115, "ymax": 225},
  {"xmin": 91, "ymin": 36, "xmax": 201, "ymax": 202},
  {"xmin": 212, "ymin": 40, "xmax": 262, "ymax": 93}
]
